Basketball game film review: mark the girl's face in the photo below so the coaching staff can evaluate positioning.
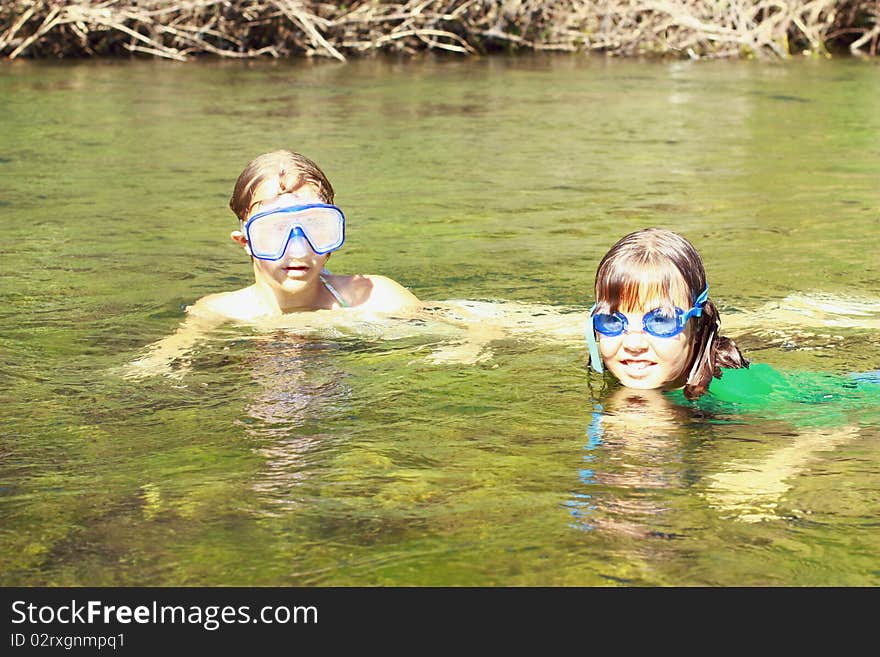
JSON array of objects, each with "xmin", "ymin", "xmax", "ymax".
[
  {"xmin": 596, "ymin": 295, "xmax": 695, "ymax": 390},
  {"xmin": 233, "ymin": 181, "xmax": 331, "ymax": 295}
]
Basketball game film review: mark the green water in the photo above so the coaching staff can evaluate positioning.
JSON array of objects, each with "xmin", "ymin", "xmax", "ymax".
[{"xmin": 1, "ymin": 55, "xmax": 879, "ymax": 586}]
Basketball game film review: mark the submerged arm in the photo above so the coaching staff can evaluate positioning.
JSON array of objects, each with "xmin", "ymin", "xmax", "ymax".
[
  {"xmin": 703, "ymin": 424, "xmax": 859, "ymax": 522},
  {"xmin": 123, "ymin": 299, "xmax": 228, "ymax": 379}
]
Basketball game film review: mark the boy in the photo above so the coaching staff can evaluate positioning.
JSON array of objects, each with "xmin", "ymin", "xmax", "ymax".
[{"xmin": 127, "ymin": 150, "xmax": 419, "ymax": 377}]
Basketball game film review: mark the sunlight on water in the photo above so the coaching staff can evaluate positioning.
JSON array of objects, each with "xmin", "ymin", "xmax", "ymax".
[{"xmin": 1, "ymin": 56, "xmax": 878, "ymax": 586}]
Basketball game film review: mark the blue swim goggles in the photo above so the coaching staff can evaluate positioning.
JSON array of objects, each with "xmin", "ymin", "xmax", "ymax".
[
  {"xmin": 586, "ymin": 284, "xmax": 709, "ymax": 374},
  {"xmin": 242, "ymin": 203, "xmax": 345, "ymax": 261}
]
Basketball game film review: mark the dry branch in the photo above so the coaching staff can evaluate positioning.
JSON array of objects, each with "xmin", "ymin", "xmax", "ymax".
[{"xmin": 0, "ymin": 1, "xmax": 878, "ymax": 60}]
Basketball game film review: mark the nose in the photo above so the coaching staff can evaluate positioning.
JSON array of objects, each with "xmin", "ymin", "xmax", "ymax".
[
  {"xmin": 283, "ymin": 227, "xmax": 313, "ymax": 259},
  {"xmin": 621, "ymin": 328, "xmax": 650, "ymax": 352}
]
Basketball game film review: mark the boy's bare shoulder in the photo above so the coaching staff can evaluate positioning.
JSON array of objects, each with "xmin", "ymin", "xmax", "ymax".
[
  {"xmin": 327, "ymin": 274, "xmax": 420, "ymax": 313},
  {"xmin": 188, "ymin": 286, "xmax": 264, "ymax": 321}
]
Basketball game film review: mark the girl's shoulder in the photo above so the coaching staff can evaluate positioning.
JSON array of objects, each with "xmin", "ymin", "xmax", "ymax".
[
  {"xmin": 667, "ymin": 362, "xmax": 879, "ymax": 428},
  {"xmin": 188, "ymin": 286, "xmax": 268, "ymax": 321},
  {"xmin": 700, "ymin": 363, "xmax": 880, "ymax": 412},
  {"xmin": 325, "ymin": 273, "xmax": 420, "ymax": 313},
  {"xmin": 707, "ymin": 363, "xmax": 789, "ymax": 403}
]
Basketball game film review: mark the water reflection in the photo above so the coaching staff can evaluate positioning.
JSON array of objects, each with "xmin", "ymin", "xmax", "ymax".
[
  {"xmin": 4, "ymin": 57, "xmax": 880, "ymax": 586},
  {"xmin": 233, "ymin": 334, "xmax": 353, "ymax": 512},
  {"xmin": 573, "ymin": 377, "xmax": 871, "ymax": 531},
  {"xmin": 569, "ymin": 385, "xmax": 693, "ymax": 539},
  {"xmin": 239, "ymin": 336, "xmax": 351, "ymax": 435}
]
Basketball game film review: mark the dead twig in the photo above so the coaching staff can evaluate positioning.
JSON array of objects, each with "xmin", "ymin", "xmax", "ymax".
[{"xmin": 1, "ymin": 0, "xmax": 878, "ymax": 61}]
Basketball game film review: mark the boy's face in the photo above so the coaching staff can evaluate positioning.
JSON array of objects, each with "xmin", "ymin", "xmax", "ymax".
[
  {"xmin": 231, "ymin": 181, "xmax": 332, "ymax": 294},
  {"xmin": 597, "ymin": 296, "xmax": 694, "ymax": 390}
]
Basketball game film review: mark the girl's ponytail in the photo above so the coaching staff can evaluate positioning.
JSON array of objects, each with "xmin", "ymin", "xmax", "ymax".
[{"xmin": 683, "ymin": 299, "xmax": 748, "ymax": 400}]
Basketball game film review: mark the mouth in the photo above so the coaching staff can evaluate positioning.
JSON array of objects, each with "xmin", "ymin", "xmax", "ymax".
[
  {"xmin": 618, "ymin": 359, "xmax": 657, "ymax": 376},
  {"xmin": 282, "ymin": 264, "xmax": 311, "ymax": 277}
]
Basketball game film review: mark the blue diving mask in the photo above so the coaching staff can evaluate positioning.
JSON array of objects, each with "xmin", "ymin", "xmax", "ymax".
[
  {"xmin": 586, "ymin": 284, "xmax": 709, "ymax": 374},
  {"xmin": 242, "ymin": 203, "xmax": 345, "ymax": 261}
]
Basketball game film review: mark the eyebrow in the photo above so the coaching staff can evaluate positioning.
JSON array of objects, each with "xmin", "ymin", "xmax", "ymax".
[
  {"xmin": 248, "ymin": 193, "xmax": 303, "ymax": 216},
  {"xmin": 612, "ymin": 290, "xmax": 688, "ymax": 311}
]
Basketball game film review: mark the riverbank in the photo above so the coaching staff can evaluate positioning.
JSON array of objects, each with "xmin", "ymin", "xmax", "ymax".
[{"xmin": 2, "ymin": 1, "xmax": 878, "ymax": 61}]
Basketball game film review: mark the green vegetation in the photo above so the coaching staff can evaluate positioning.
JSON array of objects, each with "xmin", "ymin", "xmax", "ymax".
[{"xmin": 2, "ymin": 1, "xmax": 878, "ymax": 61}]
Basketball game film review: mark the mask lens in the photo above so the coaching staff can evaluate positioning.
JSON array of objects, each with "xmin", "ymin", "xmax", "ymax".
[
  {"xmin": 246, "ymin": 205, "xmax": 345, "ymax": 259},
  {"xmin": 248, "ymin": 215, "xmax": 297, "ymax": 259},
  {"xmin": 644, "ymin": 308, "xmax": 681, "ymax": 337},
  {"xmin": 290, "ymin": 206, "xmax": 344, "ymax": 252},
  {"xmin": 593, "ymin": 313, "xmax": 625, "ymax": 336}
]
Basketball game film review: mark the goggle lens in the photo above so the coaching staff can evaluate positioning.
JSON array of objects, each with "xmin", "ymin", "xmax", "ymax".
[
  {"xmin": 592, "ymin": 308, "xmax": 685, "ymax": 338},
  {"xmin": 593, "ymin": 313, "xmax": 625, "ymax": 336},
  {"xmin": 643, "ymin": 309, "xmax": 680, "ymax": 337}
]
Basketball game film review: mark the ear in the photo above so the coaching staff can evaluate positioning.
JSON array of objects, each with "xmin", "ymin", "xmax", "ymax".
[{"xmin": 231, "ymin": 230, "xmax": 249, "ymax": 252}]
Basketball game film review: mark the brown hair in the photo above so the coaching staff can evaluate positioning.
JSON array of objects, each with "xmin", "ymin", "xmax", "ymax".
[
  {"xmin": 229, "ymin": 150, "xmax": 335, "ymax": 222},
  {"xmin": 593, "ymin": 228, "xmax": 748, "ymax": 399}
]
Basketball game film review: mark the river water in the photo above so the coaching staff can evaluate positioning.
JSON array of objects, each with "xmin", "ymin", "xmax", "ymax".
[{"xmin": 1, "ymin": 55, "xmax": 878, "ymax": 585}]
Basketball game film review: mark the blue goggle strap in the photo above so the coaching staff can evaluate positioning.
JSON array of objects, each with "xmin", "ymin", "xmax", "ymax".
[
  {"xmin": 682, "ymin": 284, "xmax": 710, "ymax": 323},
  {"xmin": 586, "ymin": 303, "xmax": 604, "ymax": 374}
]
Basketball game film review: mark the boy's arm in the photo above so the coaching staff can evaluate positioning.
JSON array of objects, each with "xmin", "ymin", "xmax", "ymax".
[{"xmin": 123, "ymin": 297, "xmax": 228, "ymax": 379}]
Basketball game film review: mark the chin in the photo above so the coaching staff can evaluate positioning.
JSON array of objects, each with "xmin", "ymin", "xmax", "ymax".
[
  {"xmin": 279, "ymin": 278, "xmax": 312, "ymax": 292},
  {"xmin": 618, "ymin": 377, "xmax": 664, "ymax": 390},
  {"xmin": 610, "ymin": 368, "xmax": 683, "ymax": 390},
  {"xmin": 628, "ymin": 380, "xmax": 659, "ymax": 390}
]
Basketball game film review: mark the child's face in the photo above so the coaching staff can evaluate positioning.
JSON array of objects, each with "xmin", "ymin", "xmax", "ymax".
[
  {"xmin": 597, "ymin": 296, "xmax": 694, "ymax": 390},
  {"xmin": 233, "ymin": 181, "xmax": 332, "ymax": 294}
]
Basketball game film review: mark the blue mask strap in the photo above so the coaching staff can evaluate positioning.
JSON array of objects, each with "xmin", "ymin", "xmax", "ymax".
[{"xmin": 585, "ymin": 303, "xmax": 603, "ymax": 374}]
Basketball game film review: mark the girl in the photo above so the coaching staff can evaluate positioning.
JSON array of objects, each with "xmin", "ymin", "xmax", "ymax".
[
  {"xmin": 586, "ymin": 227, "xmax": 880, "ymax": 412},
  {"xmin": 586, "ymin": 227, "xmax": 747, "ymax": 400},
  {"xmin": 584, "ymin": 228, "xmax": 879, "ymax": 522}
]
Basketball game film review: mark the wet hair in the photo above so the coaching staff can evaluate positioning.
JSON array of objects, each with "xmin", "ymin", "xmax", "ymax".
[
  {"xmin": 592, "ymin": 228, "xmax": 748, "ymax": 399},
  {"xmin": 229, "ymin": 150, "xmax": 335, "ymax": 222}
]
